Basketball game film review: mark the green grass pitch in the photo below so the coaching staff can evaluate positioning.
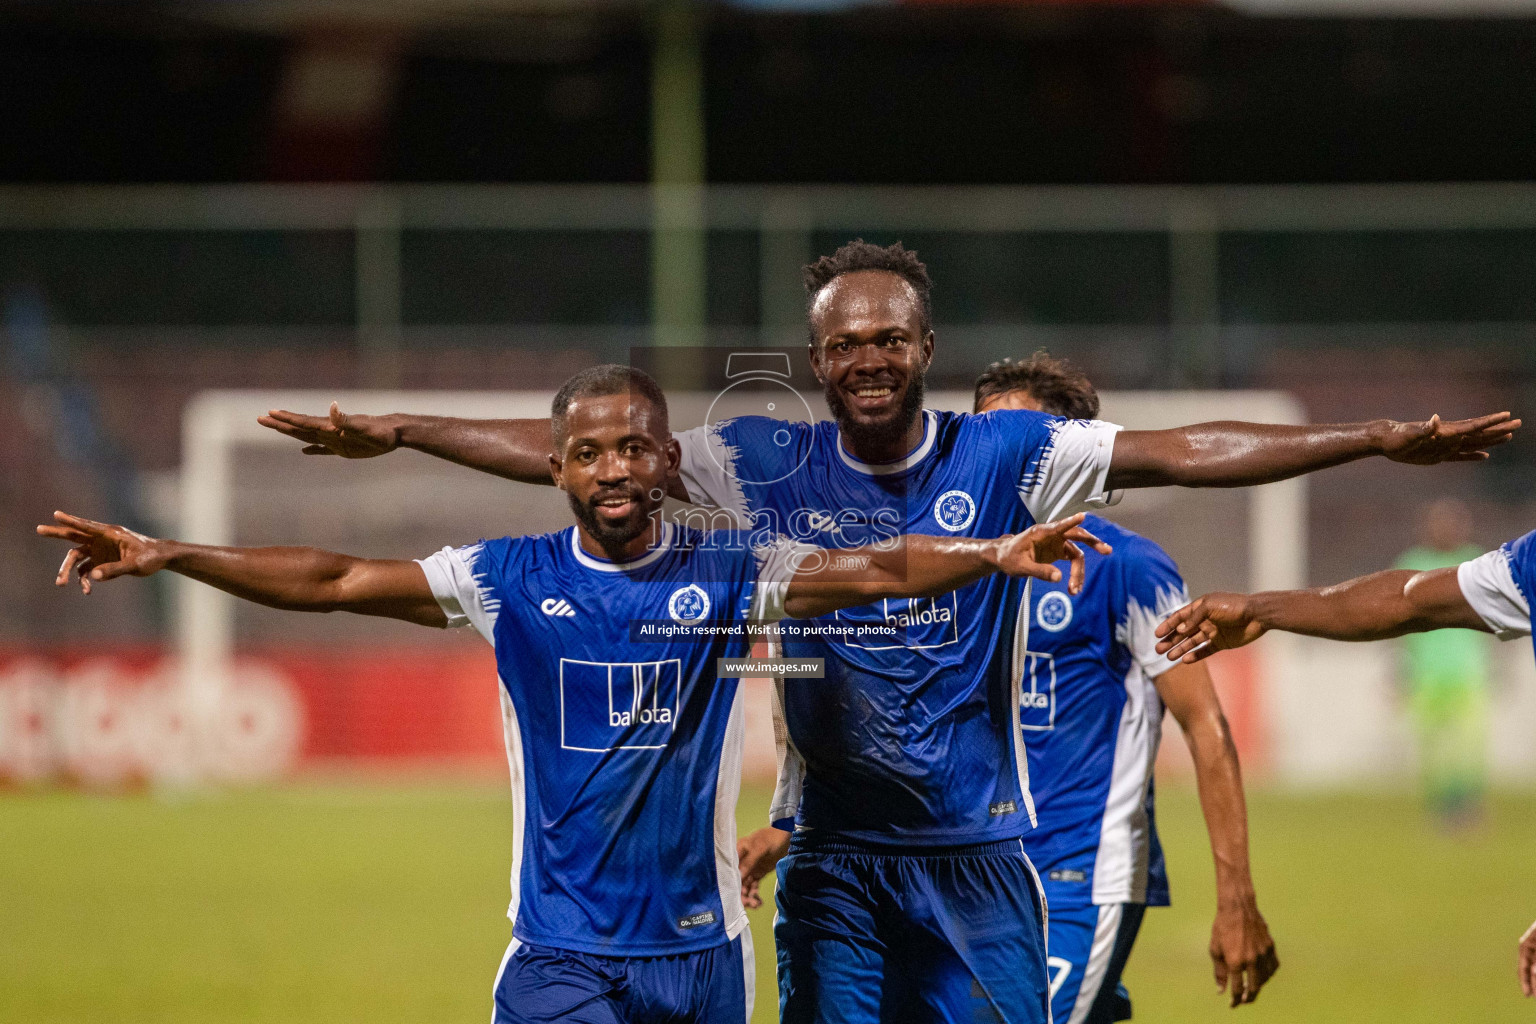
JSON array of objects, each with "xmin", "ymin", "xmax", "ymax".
[{"xmin": 3, "ymin": 781, "xmax": 1535, "ymax": 1022}]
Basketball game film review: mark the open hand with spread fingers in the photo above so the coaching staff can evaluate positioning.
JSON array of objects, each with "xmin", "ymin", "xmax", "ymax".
[
  {"xmin": 1379, "ymin": 411, "xmax": 1520, "ymax": 464},
  {"xmin": 257, "ymin": 402, "xmax": 400, "ymax": 458},
  {"xmin": 992, "ymin": 513, "xmax": 1113, "ymax": 595},
  {"xmin": 37, "ymin": 512, "xmax": 172, "ymax": 595},
  {"xmin": 1154, "ymin": 593, "xmax": 1265, "ymax": 664}
]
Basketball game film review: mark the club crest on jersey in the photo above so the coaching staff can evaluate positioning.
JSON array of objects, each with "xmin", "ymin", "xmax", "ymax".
[
  {"xmin": 1036, "ymin": 591, "xmax": 1073, "ymax": 632},
  {"xmin": 933, "ymin": 490, "xmax": 976, "ymax": 532},
  {"xmin": 667, "ymin": 584, "xmax": 711, "ymax": 624}
]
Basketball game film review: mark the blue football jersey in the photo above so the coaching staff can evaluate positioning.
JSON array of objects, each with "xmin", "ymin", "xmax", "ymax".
[
  {"xmin": 1016, "ymin": 516, "xmax": 1189, "ymax": 909},
  {"xmin": 1457, "ymin": 530, "xmax": 1536, "ymax": 650},
  {"xmin": 417, "ymin": 523, "xmax": 807, "ymax": 956},
  {"xmin": 675, "ymin": 408, "xmax": 1123, "ymax": 846}
]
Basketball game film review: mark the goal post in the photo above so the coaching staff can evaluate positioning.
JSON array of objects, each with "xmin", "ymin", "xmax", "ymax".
[
  {"xmin": 176, "ymin": 391, "xmax": 557, "ymax": 783},
  {"xmin": 175, "ymin": 388, "xmax": 1306, "ymax": 783}
]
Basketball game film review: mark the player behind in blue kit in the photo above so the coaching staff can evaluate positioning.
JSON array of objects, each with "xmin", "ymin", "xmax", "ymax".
[
  {"xmin": 737, "ymin": 352, "xmax": 1280, "ymax": 1022},
  {"xmin": 1153, "ymin": 525, "xmax": 1536, "ymax": 1004},
  {"xmin": 973, "ymin": 355, "xmax": 1278, "ymax": 1019},
  {"xmin": 258, "ymin": 241, "xmax": 1516, "ymax": 1024},
  {"xmin": 39, "ymin": 364, "xmax": 1111, "ymax": 1024}
]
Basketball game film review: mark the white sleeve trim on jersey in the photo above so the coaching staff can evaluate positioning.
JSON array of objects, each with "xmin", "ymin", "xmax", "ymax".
[
  {"xmin": 674, "ymin": 423, "xmax": 751, "ymax": 519},
  {"xmin": 711, "ymin": 686, "xmax": 751, "ymax": 944},
  {"xmin": 768, "ymin": 673, "xmax": 807, "ymax": 831},
  {"xmin": 1457, "ymin": 549, "xmax": 1532, "ymax": 640},
  {"xmin": 415, "ymin": 544, "xmax": 500, "ymax": 645},
  {"xmin": 748, "ymin": 535, "xmax": 821, "ymax": 624},
  {"xmin": 1117, "ymin": 581, "xmax": 1194, "ymax": 680},
  {"xmin": 1019, "ymin": 419, "xmax": 1124, "ymax": 524}
]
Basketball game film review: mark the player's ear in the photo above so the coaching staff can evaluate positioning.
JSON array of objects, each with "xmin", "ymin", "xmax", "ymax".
[
  {"xmin": 807, "ymin": 341, "xmax": 826, "ymax": 385},
  {"xmin": 919, "ymin": 331, "xmax": 935, "ymax": 371},
  {"xmin": 549, "ymin": 453, "xmax": 565, "ymax": 491},
  {"xmin": 665, "ymin": 436, "xmax": 682, "ymax": 478}
]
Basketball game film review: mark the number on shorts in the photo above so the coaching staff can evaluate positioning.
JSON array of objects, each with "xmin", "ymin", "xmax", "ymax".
[{"xmin": 1047, "ymin": 956, "xmax": 1073, "ymax": 1000}]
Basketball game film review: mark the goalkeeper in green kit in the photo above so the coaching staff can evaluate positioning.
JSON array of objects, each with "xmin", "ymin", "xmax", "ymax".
[{"xmin": 1394, "ymin": 498, "xmax": 1491, "ymax": 829}]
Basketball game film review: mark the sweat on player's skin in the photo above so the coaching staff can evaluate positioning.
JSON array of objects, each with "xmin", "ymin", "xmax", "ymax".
[
  {"xmin": 36, "ymin": 365, "xmax": 1119, "ymax": 1024},
  {"xmin": 1143, "ymin": 523, "xmax": 1536, "ymax": 1005},
  {"xmin": 253, "ymin": 242, "xmax": 1517, "ymax": 1024},
  {"xmin": 739, "ymin": 350, "xmax": 1281, "ymax": 1018}
]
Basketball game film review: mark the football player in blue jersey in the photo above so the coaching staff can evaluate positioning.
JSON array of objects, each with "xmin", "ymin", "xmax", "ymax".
[
  {"xmin": 40, "ymin": 365, "xmax": 1110, "ymax": 1024},
  {"xmin": 258, "ymin": 241, "xmax": 1516, "ymax": 1024},
  {"xmin": 1153, "ymin": 527, "xmax": 1536, "ymax": 1003},
  {"xmin": 737, "ymin": 352, "xmax": 1280, "ymax": 1022}
]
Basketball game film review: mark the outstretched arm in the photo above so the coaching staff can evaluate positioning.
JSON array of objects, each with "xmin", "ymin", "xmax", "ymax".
[
  {"xmin": 1157, "ymin": 661, "xmax": 1278, "ymax": 1007},
  {"xmin": 1154, "ymin": 566, "xmax": 1487, "ymax": 664},
  {"xmin": 258, "ymin": 404, "xmax": 693, "ymax": 499},
  {"xmin": 38, "ymin": 511, "xmax": 446, "ymax": 627},
  {"xmin": 1106, "ymin": 412, "xmax": 1518, "ymax": 490},
  {"xmin": 781, "ymin": 514, "xmax": 1112, "ymax": 620}
]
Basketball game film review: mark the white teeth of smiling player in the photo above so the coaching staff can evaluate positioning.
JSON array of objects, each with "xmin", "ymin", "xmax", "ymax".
[{"xmin": 853, "ymin": 387, "xmax": 892, "ymax": 398}]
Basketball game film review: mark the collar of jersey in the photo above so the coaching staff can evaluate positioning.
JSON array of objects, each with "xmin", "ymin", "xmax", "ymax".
[
  {"xmin": 836, "ymin": 409, "xmax": 938, "ymax": 477},
  {"xmin": 568, "ymin": 521, "xmax": 675, "ymax": 572}
]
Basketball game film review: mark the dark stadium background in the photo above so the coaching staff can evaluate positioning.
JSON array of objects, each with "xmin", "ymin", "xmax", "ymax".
[{"xmin": 4, "ymin": 4, "xmax": 1536, "ymax": 1023}]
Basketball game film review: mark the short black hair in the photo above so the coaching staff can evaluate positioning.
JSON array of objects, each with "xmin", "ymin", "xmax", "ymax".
[
  {"xmin": 551, "ymin": 364, "xmax": 669, "ymax": 445},
  {"xmin": 973, "ymin": 351, "xmax": 1099, "ymax": 419},
  {"xmin": 803, "ymin": 240, "xmax": 933, "ymax": 343}
]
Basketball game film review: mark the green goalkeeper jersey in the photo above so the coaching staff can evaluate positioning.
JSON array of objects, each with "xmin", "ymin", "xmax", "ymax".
[{"xmin": 1394, "ymin": 544, "xmax": 1490, "ymax": 694}]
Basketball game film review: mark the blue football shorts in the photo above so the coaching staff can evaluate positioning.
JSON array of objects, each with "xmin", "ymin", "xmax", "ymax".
[
  {"xmin": 491, "ymin": 931, "xmax": 753, "ymax": 1024},
  {"xmin": 774, "ymin": 834, "xmax": 1048, "ymax": 1024},
  {"xmin": 1045, "ymin": 902, "xmax": 1145, "ymax": 1024}
]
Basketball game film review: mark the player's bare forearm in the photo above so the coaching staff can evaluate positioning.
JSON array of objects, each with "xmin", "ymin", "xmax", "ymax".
[
  {"xmin": 1247, "ymin": 573, "xmax": 1422, "ymax": 640},
  {"xmin": 1161, "ymin": 664, "xmax": 1258, "ymax": 906},
  {"xmin": 1109, "ymin": 421, "xmax": 1385, "ymax": 489},
  {"xmin": 1107, "ymin": 411, "xmax": 1519, "ymax": 490},
  {"xmin": 780, "ymin": 535, "xmax": 996, "ymax": 619},
  {"xmin": 781, "ymin": 517, "xmax": 1111, "ymax": 619},
  {"xmin": 37, "ymin": 511, "xmax": 445, "ymax": 626},
  {"xmin": 395, "ymin": 416, "xmax": 555, "ymax": 484},
  {"xmin": 166, "ymin": 544, "xmax": 443, "ymax": 624},
  {"xmin": 1252, "ymin": 568, "xmax": 1485, "ymax": 640},
  {"xmin": 1156, "ymin": 567, "xmax": 1488, "ymax": 664},
  {"xmin": 1158, "ymin": 660, "xmax": 1278, "ymax": 1004},
  {"xmin": 261, "ymin": 407, "xmax": 693, "ymax": 499}
]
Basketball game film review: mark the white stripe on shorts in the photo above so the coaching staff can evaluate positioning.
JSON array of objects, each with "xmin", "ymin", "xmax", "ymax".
[
  {"xmin": 490, "ymin": 937, "xmax": 521, "ymax": 1024},
  {"xmin": 738, "ymin": 924, "xmax": 757, "ymax": 1024},
  {"xmin": 1066, "ymin": 904, "xmax": 1122, "ymax": 1024}
]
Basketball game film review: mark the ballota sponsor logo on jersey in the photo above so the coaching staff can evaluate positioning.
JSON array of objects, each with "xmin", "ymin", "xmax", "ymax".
[
  {"xmin": 835, "ymin": 592, "xmax": 962, "ymax": 651},
  {"xmin": 885, "ymin": 595, "xmax": 954, "ymax": 630},
  {"xmin": 559, "ymin": 658, "xmax": 681, "ymax": 752}
]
